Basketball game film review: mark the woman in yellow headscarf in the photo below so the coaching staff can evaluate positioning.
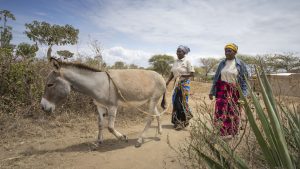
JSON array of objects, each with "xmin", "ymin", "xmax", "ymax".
[{"xmin": 209, "ymin": 43, "xmax": 249, "ymax": 138}]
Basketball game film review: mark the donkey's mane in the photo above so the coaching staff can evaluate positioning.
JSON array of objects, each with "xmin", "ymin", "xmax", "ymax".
[{"xmin": 60, "ymin": 62, "xmax": 102, "ymax": 72}]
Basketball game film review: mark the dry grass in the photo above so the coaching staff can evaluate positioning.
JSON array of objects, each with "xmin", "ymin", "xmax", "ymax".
[
  {"xmin": 173, "ymin": 97, "xmax": 269, "ymax": 169},
  {"xmin": 1, "ymin": 80, "xmax": 299, "ymax": 169},
  {"xmin": 171, "ymin": 82, "xmax": 300, "ymax": 169}
]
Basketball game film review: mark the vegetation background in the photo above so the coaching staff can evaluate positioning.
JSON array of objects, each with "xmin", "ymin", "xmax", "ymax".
[{"xmin": 1, "ymin": 10, "xmax": 300, "ymax": 169}]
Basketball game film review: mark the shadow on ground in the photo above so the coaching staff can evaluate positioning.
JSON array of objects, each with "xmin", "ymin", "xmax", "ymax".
[{"xmin": 19, "ymin": 136, "xmax": 163, "ymax": 158}]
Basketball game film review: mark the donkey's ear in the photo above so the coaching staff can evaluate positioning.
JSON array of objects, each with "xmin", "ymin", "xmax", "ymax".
[{"xmin": 50, "ymin": 57, "xmax": 61, "ymax": 70}]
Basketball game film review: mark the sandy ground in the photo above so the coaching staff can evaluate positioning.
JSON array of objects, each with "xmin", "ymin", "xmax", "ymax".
[
  {"xmin": 0, "ymin": 116, "xmax": 188, "ymax": 169},
  {"xmin": 2, "ymin": 80, "xmax": 298, "ymax": 169},
  {"xmin": 5, "ymin": 80, "xmax": 298, "ymax": 169},
  {"xmin": 0, "ymin": 81, "xmax": 212, "ymax": 169}
]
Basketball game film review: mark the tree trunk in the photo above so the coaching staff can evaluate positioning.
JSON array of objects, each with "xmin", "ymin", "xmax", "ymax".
[{"xmin": 47, "ymin": 45, "xmax": 52, "ymax": 60}]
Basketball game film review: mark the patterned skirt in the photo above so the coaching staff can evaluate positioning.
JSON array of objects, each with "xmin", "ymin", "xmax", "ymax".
[
  {"xmin": 214, "ymin": 80, "xmax": 241, "ymax": 136},
  {"xmin": 172, "ymin": 79, "xmax": 193, "ymax": 127}
]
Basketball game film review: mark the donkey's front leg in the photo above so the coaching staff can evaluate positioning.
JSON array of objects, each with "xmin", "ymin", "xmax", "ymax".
[
  {"xmin": 107, "ymin": 106, "xmax": 128, "ymax": 141},
  {"xmin": 96, "ymin": 105, "xmax": 107, "ymax": 144}
]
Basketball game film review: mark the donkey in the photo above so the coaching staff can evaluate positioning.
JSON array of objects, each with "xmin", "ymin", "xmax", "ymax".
[{"xmin": 40, "ymin": 58, "xmax": 167, "ymax": 147}]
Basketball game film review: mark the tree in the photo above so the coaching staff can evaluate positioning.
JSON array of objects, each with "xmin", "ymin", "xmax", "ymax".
[
  {"xmin": 0, "ymin": 10, "xmax": 16, "ymax": 48},
  {"xmin": 237, "ymin": 54, "xmax": 260, "ymax": 65},
  {"xmin": 268, "ymin": 53, "xmax": 300, "ymax": 72},
  {"xmin": 57, "ymin": 50, "xmax": 74, "ymax": 60},
  {"xmin": 148, "ymin": 54, "xmax": 174, "ymax": 77},
  {"xmin": 199, "ymin": 58, "xmax": 219, "ymax": 77},
  {"xmin": 193, "ymin": 67, "xmax": 206, "ymax": 81},
  {"xmin": 111, "ymin": 61, "xmax": 128, "ymax": 69},
  {"xmin": 84, "ymin": 57, "xmax": 106, "ymax": 70},
  {"xmin": 253, "ymin": 53, "xmax": 300, "ymax": 73},
  {"xmin": 237, "ymin": 54, "xmax": 260, "ymax": 76},
  {"xmin": 129, "ymin": 63, "xmax": 138, "ymax": 69},
  {"xmin": 251, "ymin": 54, "xmax": 275, "ymax": 73},
  {"xmin": 24, "ymin": 21, "xmax": 79, "ymax": 60},
  {"xmin": 88, "ymin": 38, "xmax": 106, "ymax": 70},
  {"xmin": 16, "ymin": 43, "xmax": 39, "ymax": 60}
]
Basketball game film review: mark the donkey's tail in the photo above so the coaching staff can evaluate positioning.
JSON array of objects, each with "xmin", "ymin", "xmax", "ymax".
[{"xmin": 161, "ymin": 92, "xmax": 167, "ymax": 110}]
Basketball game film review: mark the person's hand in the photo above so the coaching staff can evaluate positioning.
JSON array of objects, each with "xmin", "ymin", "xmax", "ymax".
[{"xmin": 209, "ymin": 94, "xmax": 214, "ymax": 100}]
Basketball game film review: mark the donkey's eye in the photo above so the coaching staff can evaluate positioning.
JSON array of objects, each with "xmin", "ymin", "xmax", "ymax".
[{"xmin": 47, "ymin": 84, "xmax": 54, "ymax": 87}]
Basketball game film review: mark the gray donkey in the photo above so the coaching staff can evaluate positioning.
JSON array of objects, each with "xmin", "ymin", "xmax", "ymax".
[{"xmin": 40, "ymin": 58, "xmax": 167, "ymax": 147}]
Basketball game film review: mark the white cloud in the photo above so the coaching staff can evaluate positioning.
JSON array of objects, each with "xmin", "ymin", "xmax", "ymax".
[
  {"xmin": 102, "ymin": 47, "xmax": 153, "ymax": 67},
  {"xmin": 39, "ymin": 45, "xmax": 154, "ymax": 67},
  {"xmin": 84, "ymin": 0, "xmax": 300, "ymax": 55},
  {"xmin": 8, "ymin": 0, "xmax": 300, "ymax": 67},
  {"xmin": 101, "ymin": 47, "xmax": 210, "ymax": 68}
]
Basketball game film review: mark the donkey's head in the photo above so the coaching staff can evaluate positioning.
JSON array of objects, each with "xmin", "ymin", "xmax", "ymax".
[{"xmin": 40, "ymin": 58, "xmax": 71, "ymax": 113}]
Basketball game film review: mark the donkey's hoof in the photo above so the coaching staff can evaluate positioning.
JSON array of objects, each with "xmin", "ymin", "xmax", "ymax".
[
  {"xmin": 121, "ymin": 135, "xmax": 128, "ymax": 142},
  {"xmin": 96, "ymin": 142, "xmax": 102, "ymax": 147},
  {"xmin": 135, "ymin": 142, "xmax": 142, "ymax": 148},
  {"xmin": 135, "ymin": 138, "xmax": 144, "ymax": 148},
  {"xmin": 91, "ymin": 142, "xmax": 100, "ymax": 151},
  {"xmin": 97, "ymin": 140, "xmax": 103, "ymax": 144}
]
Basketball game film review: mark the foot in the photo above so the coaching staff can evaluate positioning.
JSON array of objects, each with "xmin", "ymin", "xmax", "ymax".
[
  {"xmin": 184, "ymin": 122, "xmax": 189, "ymax": 127},
  {"xmin": 174, "ymin": 125, "xmax": 183, "ymax": 131},
  {"xmin": 173, "ymin": 124, "xmax": 177, "ymax": 129}
]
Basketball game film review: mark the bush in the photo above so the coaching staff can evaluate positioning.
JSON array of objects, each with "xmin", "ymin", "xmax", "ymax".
[{"xmin": 0, "ymin": 49, "xmax": 96, "ymax": 117}]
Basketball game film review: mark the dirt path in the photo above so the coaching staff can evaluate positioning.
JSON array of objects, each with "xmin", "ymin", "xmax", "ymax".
[
  {"xmin": 0, "ymin": 115, "xmax": 191, "ymax": 169},
  {"xmin": 0, "ymin": 81, "xmax": 211, "ymax": 169}
]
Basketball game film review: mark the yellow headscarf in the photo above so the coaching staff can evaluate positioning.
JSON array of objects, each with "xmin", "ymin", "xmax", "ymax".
[{"xmin": 224, "ymin": 43, "xmax": 238, "ymax": 53}]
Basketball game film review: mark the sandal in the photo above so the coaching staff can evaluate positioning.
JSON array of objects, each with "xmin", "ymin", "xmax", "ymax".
[{"xmin": 175, "ymin": 125, "xmax": 183, "ymax": 131}]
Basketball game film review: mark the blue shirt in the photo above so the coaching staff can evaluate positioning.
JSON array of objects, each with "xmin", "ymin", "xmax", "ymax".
[{"xmin": 209, "ymin": 58, "xmax": 249, "ymax": 96}]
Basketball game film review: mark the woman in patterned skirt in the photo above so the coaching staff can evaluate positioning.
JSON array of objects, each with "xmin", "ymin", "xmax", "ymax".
[
  {"xmin": 209, "ymin": 43, "xmax": 249, "ymax": 137},
  {"xmin": 166, "ymin": 45, "xmax": 195, "ymax": 130}
]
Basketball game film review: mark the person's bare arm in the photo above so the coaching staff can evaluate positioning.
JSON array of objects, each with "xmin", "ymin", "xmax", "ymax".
[
  {"xmin": 166, "ymin": 73, "xmax": 174, "ymax": 86},
  {"xmin": 181, "ymin": 72, "xmax": 194, "ymax": 78}
]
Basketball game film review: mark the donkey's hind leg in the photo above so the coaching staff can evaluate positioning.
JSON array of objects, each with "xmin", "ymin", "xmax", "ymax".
[
  {"xmin": 154, "ymin": 106, "xmax": 162, "ymax": 135},
  {"xmin": 95, "ymin": 104, "xmax": 106, "ymax": 144},
  {"xmin": 107, "ymin": 106, "xmax": 128, "ymax": 141},
  {"xmin": 136, "ymin": 99, "xmax": 158, "ymax": 147},
  {"xmin": 136, "ymin": 116, "xmax": 153, "ymax": 147}
]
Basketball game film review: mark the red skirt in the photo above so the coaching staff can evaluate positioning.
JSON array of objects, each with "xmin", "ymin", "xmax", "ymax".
[{"xmin": 214, "ymin": 80, "xmax": 241, "ymax": 136}]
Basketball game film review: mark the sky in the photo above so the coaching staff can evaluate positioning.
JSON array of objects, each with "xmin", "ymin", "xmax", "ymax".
[{"xmin": 1, "ymin": 0, "xmax": 300, "ymax": 67}]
